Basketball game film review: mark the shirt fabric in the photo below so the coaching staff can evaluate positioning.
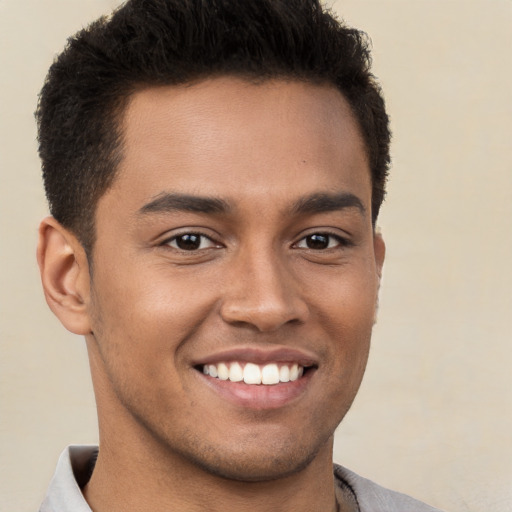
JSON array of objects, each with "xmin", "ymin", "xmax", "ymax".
[{"xmin": 39, "ymin": 445, "xmax": 444, "ymax": 512}]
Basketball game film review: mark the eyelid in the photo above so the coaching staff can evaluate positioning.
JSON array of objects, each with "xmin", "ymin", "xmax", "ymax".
[
  {"xmin": 159, "ymin": 229, "xmax": 223, "ymax": 250},
  {"xmin": 293, "ymin": 230, "xmax": 353, "ymax": 250}
]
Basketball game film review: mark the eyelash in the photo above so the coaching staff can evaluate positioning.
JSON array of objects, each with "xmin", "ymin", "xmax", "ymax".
[
  {"xmin": 162, "ymin": 232, "xmax": 221, "ymax": 251},
  {"xmin": 293, "ymin": 232, "xmax": 352, "ymax": 251},
  {"xmin": 161, "ymin": 231, "xmax": 351, "ymax": 252}
]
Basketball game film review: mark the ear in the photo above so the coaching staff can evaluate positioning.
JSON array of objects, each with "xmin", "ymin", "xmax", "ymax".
[
  {"xmin": 373, "ymin": 229, "xmax": 386, "ymax": 279},
  {"xmin": 372, "ymin": 229, "xmax": 386, "ymax": 325},
  {"xmin": 37, "ymin": 217, "xmax": 92, "ymax": 335}
]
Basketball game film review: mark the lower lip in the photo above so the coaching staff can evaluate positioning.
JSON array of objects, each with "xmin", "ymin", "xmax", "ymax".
[{"xmin": 197, "ymin": 370, "xmax": 315, "ymax": 410}]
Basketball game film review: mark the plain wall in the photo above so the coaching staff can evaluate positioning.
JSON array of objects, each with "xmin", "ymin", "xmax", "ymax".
[{"xmin": 0, "ymin": 1, "xmax": 511, "ymax": 511}]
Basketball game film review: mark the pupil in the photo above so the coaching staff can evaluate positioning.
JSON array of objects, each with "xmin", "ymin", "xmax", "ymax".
[
  {"xmin": 307, "ymin": 234, "xmax": 329, "ymax": 249},
  {"xmin": 177, "ymin": 234, "xmax": 201, "ymax": 250}
]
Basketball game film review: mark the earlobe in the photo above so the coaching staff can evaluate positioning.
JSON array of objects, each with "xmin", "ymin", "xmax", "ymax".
[{"xmin": 37, "ymin": 217, "xmax": 92, "ymax": 335}]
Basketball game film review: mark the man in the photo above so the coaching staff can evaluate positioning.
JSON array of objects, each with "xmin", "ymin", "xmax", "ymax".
[{"xmin": 36, "ymin": 0, "xmax": 442, "ymax": 510}]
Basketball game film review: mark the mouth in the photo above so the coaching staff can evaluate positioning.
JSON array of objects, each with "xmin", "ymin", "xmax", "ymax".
[
  {"xmin": 192, "ymin": 348, "xmax": 318, "ymax": 409},
  {"xmin": 198, "ymin": 361, "xmax": 310, "ymax": 385}
]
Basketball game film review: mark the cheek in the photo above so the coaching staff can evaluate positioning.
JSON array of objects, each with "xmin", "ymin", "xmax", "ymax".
[
  {"xmin": 88, "ymin": 263, "xmax": 218, "ymax": 375},
  {"xmin": 313, "ymin": 262, "xmax": 378, "ymax": 329},
  {"xmin": 311, "ymin": 263, "xmax": 378, "ymax": 372}
]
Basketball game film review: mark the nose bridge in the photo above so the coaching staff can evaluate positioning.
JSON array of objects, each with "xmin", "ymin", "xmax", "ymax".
[{"xmin": 220, "ymin": 239, "xmax": 307, "ymax": 331}]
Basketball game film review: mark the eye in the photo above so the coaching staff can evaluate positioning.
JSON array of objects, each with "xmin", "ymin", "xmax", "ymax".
[
  {"xmin": 165, "ymin": 233, "xmax": 218, "ymax": 251},
  {"xmin": 295, "ymin": 233, "xmax": 345, "ymax": 250}
]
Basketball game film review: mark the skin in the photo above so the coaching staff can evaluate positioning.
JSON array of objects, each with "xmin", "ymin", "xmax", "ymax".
[{"xmin": 38, "ymin": 77, "xmax": 385, "ymax": 512}]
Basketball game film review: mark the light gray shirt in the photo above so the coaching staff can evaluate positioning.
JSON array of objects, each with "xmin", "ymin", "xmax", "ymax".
[{"xmin": 39, "ymin": 445, "xmax": 444, "ymax": 512}]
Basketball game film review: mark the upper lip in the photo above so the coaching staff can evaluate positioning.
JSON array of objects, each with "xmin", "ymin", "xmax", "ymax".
[{"xmin": 192, "ymin": 346, "xmax": 319, "ymax": 368}]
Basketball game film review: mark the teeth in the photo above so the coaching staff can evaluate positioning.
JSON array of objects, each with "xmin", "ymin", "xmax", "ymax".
[
  {"xmin": 217, "ymin": 362, "xmax": 229, "ymax": 380},
  {"xmin": 208, "ymin": 364, "xmax": 218, "ymax": 378},
  {"xmin": 279, "ymin": 365, "xmax": 290, "ymax": 382},
  {"xmin": 228, "ymin": 362, "xmax": 243, "ymax": 382},
  {"xmin": 243, "ymin": 363, "xmax": 262, "ymax": 384},
  {"xmin": 261, "ymin": 363, "xmax": 280, "ymax": 385},
  {"xmin": 202, "ymin": 361, "xmax": 307, "ymax": 385}
]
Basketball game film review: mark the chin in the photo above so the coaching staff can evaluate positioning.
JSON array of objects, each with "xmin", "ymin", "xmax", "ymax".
[
  {"xmin": 165, "ymin": 426, "xmax": 333, "ymax": 483},
  {"xmin": 188, "ymin": 447, "xmax": 319, "ymax": 483}
]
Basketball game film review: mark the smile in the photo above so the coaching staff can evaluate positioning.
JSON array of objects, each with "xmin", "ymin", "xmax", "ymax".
[
  {"xmin": 194, "ymin": 347, "xmax": 318, "ymax": 408},
  {"xmin": 202, "ymin": 362, "xmax": 306, "ymax": 385}
]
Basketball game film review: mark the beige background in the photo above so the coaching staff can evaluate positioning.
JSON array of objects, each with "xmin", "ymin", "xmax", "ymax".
[{"xmin": 1, "ymin": 1, "xmax": 511, "ymax": 511}]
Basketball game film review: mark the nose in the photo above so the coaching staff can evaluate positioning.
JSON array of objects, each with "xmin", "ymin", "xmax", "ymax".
[{"xmin": 219, "ymin": 247, "xmax": 309, "ymax": 332}]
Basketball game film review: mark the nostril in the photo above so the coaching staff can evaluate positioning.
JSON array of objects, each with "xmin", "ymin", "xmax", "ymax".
[{"xmin": 220, "ymin": 303, "xmax": 308, "ymax": 333}]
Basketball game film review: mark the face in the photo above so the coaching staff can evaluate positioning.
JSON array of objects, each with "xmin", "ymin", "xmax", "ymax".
[{"xmin": 86, "ymin": 78, "xmax": 384, "ymax": 481}]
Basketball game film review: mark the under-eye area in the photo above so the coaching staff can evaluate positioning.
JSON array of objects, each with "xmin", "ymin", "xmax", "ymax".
[{"xmin": 196, "ymin": 361, "xmax": 316, "ymax": 385}]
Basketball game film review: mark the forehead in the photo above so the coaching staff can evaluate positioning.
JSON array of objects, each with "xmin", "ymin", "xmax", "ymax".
[{"xmin": 105, "ymin": 77, "xmax": 371, "ymax": 214}]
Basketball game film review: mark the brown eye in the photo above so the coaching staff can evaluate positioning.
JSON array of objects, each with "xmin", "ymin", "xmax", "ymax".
[
  {"xmin": 166, "ymin": 233, "xmax": 217, "ymax": 251},
  {"xmin": 296, "ymin": 233, "xmax": 344, "ymax": 250},
  {"xmin": 305, "ymin": 234, "xmax": 329, "ymax": 249}
]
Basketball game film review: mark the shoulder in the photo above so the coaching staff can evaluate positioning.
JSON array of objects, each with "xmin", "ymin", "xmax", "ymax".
[
  {"xmin": 334, "ymin": 464, "xmax": 445, "ymax": 512},
  {"xmin": 39, "ymin": 445, "xmax": 97, "ymax": 512}
]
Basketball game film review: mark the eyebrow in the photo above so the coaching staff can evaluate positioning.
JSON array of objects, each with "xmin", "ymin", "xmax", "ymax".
[
  {"xmin": 138, "ymin": 191, "xmax": 365, "ymax": 218},
  {"xmin": 139, "ymin": 192, "xmax": 230, "ymax": 215},
  {"xmin": 290, "ymin": 192, "xmax": 366, "ymax": 216}
]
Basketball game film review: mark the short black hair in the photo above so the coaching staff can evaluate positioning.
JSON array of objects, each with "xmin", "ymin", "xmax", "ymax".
[{"xmin": 36, "ymin": 0, "xmax": 390, "ymax": 254}]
